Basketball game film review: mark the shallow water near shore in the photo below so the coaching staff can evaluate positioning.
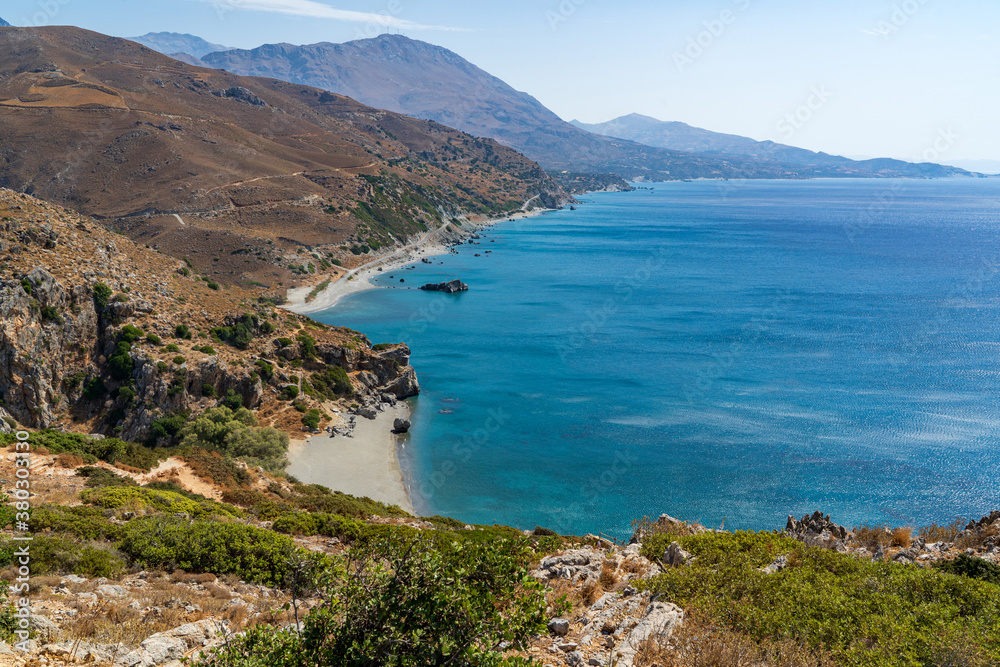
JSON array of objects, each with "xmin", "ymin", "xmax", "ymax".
[{"xmin": 315, "ymin": 179, "xmax": 1000, "ymax": 538}]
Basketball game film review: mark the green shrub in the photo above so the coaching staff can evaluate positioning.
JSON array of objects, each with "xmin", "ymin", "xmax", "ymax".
[
  {"xmin": 93, "ymin": 283, "xmax": 113, "ymax": 310},
  {"xmin": 64, "ymin": 371, "xmax": 86, "ymax": 389},
  {"xmin": 108, "ymin": 341, "xmax": 134, "ymax": 380},
  {"xmin": 156, "ymin": 361, "xmax": 169, "ymax": 372},
  {"xmin": 83, "ymin": 376, "xmax": 106, "ymax": 400},
  {"xmin": 276, "ymin": 338, "xmax": 293, "ymax": 348},
  {"xmin": 165, "ymin": 343, "xmax": 180, "ymax": 352},
  {"xmin": 639, "ymin": 531, "xmax": 1000, "ymax": 665},
  {"xmin": 291, "ymin": 486, "xmax": 409, "ymax": 519},
  {"xmin": 207, "ymin": 282, "xmax": 220, "ymax": 290},
  {"xmin": 0, "ymin": 431, "xmax": 159, "ymax": 470},
  {"xmin": 0, "ymin": 594, "xmax": 16, "ymax": 644},
  {"xmin": 40, "ymin": 305, "xmax": 63, "ymax": 323},
  {"xmin": 0, "ymin": 535, "xmax": 125, "ymax": 578},
  {"xmin": 255, "ymin": 360, "xmax": 274, "ymax": 381},
  {"xmin": 222, "ymin": 389, "xmax": 244, "ymax": 410},
  {"xmin": 117, "ymin": 517, "xmax": 305, "ymax": 587},
  {"xmin": 150, "ymin": 413, "xmax": 187, "ymax": 443},
  {"xmin": 75, "ymin": 466, "xmax": 138, "ymax": 488},
  {"xmin": 272, "ymin": 511, "xmax": 366, "ymax": 542},
  {"xmin": 281, "ymin": 385, "xmax": 299, "ymax": 401},
  {"xmin": 119, "ymin": 325, "xmax": 144, "ymax": 344},
  {"xmin": 297, "ymin": 334, "xmax": 318, "ymax": 360},
  {"xmin": 311, "ymin": 365, "xmax": 354, "ymax": 399},
  {"xmin": 202, "ymin": 383, "xmax": 217, "ymax": 398},
  {"xmin": 302, "ymin": 409, "xmax": 321, "ymax": 430},
  {"xmin": 195, "ymin": 531, "xmax": 546, "ymax": 666},
  {"xmin": 82, "ymin": 486, "xmax": 239, "ymax": 519},
  {"xmin": 935, "ymin": 554, "xmax": 1000, "ymax": 585},
  {"xmin": 146, "ymin": 333, "xmax": 162, "ymax": 345},
  {"xmin": 212, "ymin": 315, "xmax": 258, "ymax": 350},
  {"xmin": 177, "ymin": 407, "xmax": 289, "ymax": 473},
  {"xmin": 199, "ymin": 345, "xmax": 217, "ymax": 355},
  {"xmin": 173, "ymin": 356, "xmax": 186, "ymax": 365},
  {"xmin": 142, "ymin": 481, "xmax": 209, "ymax": 500},
  {"xmin": 28, "ymin": 504, "xmax": 123, "ymax": 541},
  {"xmin": 118, "ymin": 385, "xmax": 136, "ymax": 404},
  {"xmin": 175, "ymin": 324, "xmax": 192, "ymax": 340}
]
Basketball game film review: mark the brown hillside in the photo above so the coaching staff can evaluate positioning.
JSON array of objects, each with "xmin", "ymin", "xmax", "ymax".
[
  {"xmin": 0, "ymin": 26, "xmax": 567, "ymax": 288},
  {"xmin": 0, "ymin": 188, "xmax": 418, "ymax": 441}
]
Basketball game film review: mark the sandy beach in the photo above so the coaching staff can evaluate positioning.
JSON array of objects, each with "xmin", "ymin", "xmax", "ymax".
[
  {"xmin": 281, "ymin": 205, "xmax": 548, "ymax": 515},
  {"xmin": 286, "ymin": 402, "xmax": 415, "ymax": 515},
  {"xmin": 284, "ymin": 207, "xmax": 548, "ymax": 315}
]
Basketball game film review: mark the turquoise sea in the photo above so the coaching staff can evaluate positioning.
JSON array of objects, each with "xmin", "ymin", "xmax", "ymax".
[{"xmin": 315, "ymin": 179, "xmax": 1000, "ymax": 538}]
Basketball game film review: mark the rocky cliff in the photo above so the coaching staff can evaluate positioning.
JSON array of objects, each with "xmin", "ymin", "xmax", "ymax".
[{"xmin": 0, "ymin": 188, "xmax": 417, "ymax": 441}]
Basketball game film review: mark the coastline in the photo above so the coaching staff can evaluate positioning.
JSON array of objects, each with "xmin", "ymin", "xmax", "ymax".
[
  {"xmin": 284, "ymin": 207, "xmax": 549, "ymax": 315},
  {"xmin": 280, "ymin": 204, "xmax": 553, "ymax": 517},
  {"xmin": 286, "ymin": 401, "xmax": 416, "ymax": 515}
]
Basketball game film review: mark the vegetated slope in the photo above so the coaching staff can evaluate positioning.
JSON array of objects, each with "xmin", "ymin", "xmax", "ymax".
[
  {"xmin": 573, "ymin": 114, "xmax": 973, "ymax": 177},
  {"xmin": 0, "ymin": 188, "xmax": 418, "ymax": 443},
  {"xmin": 127, "ymin": 32, "xmax": 233, "ymax": 59},
  {"xmin": 202, "ymin": 34, "xmax": 975, "ymax": 181},
  {"xmin": 0, "ymin": 26, "xmax": 567, "ymax": 287}
]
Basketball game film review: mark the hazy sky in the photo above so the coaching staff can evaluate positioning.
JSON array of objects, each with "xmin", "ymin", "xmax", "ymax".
[{"xmin": 4, "ymin": 0, "xmax": 997, "ymax": 166}]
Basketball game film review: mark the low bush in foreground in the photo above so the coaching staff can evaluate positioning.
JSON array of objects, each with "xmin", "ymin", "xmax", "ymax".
[
  {"xmin": 289, "ymin": 484, "xmax": 410, "ymax": 518},
  {"xmin": 639, "ymin": 531, "xmax": 1000, "ymax": 665},
  {"xmin": 81, "ymin": 486, "xmax": 241, "ymax": 519},
  {"xmin": 116, "ymin": 517, "xmax": 309, "ymax": 588},
  {"xmin": 0, "ymin": 431, "xmax": 161, "ymax": 470},
  {"xmin": 0, "ymin": 536, "xmax": 125, "ymax": 578},
  {"xmin": 194, "ymin": 531, "xmax": 545, "ymax": 667},
  {"xmin": 29, "ymin": 504, "xmax": 124, "ymax": 542}
]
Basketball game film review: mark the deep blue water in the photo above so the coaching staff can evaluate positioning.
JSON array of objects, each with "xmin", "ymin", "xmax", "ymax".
[{"xmin": 315, "ymin": 179, "xmax": 1000, "ymax": 538}]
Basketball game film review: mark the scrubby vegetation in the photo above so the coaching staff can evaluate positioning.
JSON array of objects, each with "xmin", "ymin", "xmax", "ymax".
[
  {"xmin": 639, "ymin": 530, "xmax": 1000, "ymax": 665},
  {"xmin": 175, "ymin": 406, "xmax": 289, "ymax": 473},
  {"xmin": 0, "ymin": 431, "xmax": 161, "ymax": 470},
  {"xmin": 117, "ymin": 517, "xmax": 307, "ymax": 588},
  {"xmin": 194, "ymin": 532, "xmax": 546, "ymax": 666},
  {"xmin": 310, "ymin": 365, "xmax": 354, "ymax": 399}
]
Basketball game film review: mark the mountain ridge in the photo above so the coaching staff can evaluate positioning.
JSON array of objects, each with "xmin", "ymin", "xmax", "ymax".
[
  {"xmin": 197, "ymin": 36, "xmax": 838, "ymax": 181},
  {"xmin": 0, "ymin": 26, "xmax": 567, "ymax": 289},
  {"xmin": 200, "ymin": 34, "xmax": 974, "ymax": 181},
  {"xmin": 127, "ymin": 31, "xmax": 233, "ymax": 58},
  {"xmin": 572, "ymin": 113, "xmax": 973, "ymax": 176}
]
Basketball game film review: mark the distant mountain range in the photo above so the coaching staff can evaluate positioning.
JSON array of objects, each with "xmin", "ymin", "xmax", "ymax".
[
  {"xmin": 0, "ymin": 17, "xmax": 11, "ymax": 27},
  {"xmin": 572, "ymin": 114, "xmax": 971, "ymax": 178},
  {"xmin": 129, "ymin": 31, "xmax": 232, "ymax": 59},
  {"xmin": 0, "ymin": 26, "xmax": 567, "ymax": 285},
  {"xmin": 134, "ymin": 32, "xmax": 974, "ymax": 181}
]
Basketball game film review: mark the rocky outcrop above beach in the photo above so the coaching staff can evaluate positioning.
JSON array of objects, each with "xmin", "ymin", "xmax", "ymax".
[
  {"xmin": 419, "ymin": 280, "xmax": 469, "ymax": 294},
  {"xmin": 0, "ymin": 189, "xmax": 418, "ymax": 441}
]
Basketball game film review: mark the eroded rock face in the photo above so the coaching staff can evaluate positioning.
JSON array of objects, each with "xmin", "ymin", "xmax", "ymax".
[
  {"xmin": 0, "ymin": 265, "xmax": 419, "ymax": 440},
  {"xmin": 0, "ymin": 268, "xmax": 98, "ymax": 428},
  {"xmin": 786, "ymin": 511, "xmax": 851, "ymax": 548},
  {"xmin": 115, "ymin": 619, "xmax": 230, "ymax": 667},
  {"xmin": 533, "ymin": 548, "xmax": 606, "ymax": 584}
]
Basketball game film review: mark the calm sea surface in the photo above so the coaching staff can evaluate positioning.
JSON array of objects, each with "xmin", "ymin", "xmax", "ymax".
[{"xmin": 315, "ymin": 179, "xmax": 1000, "ymax": 538}]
